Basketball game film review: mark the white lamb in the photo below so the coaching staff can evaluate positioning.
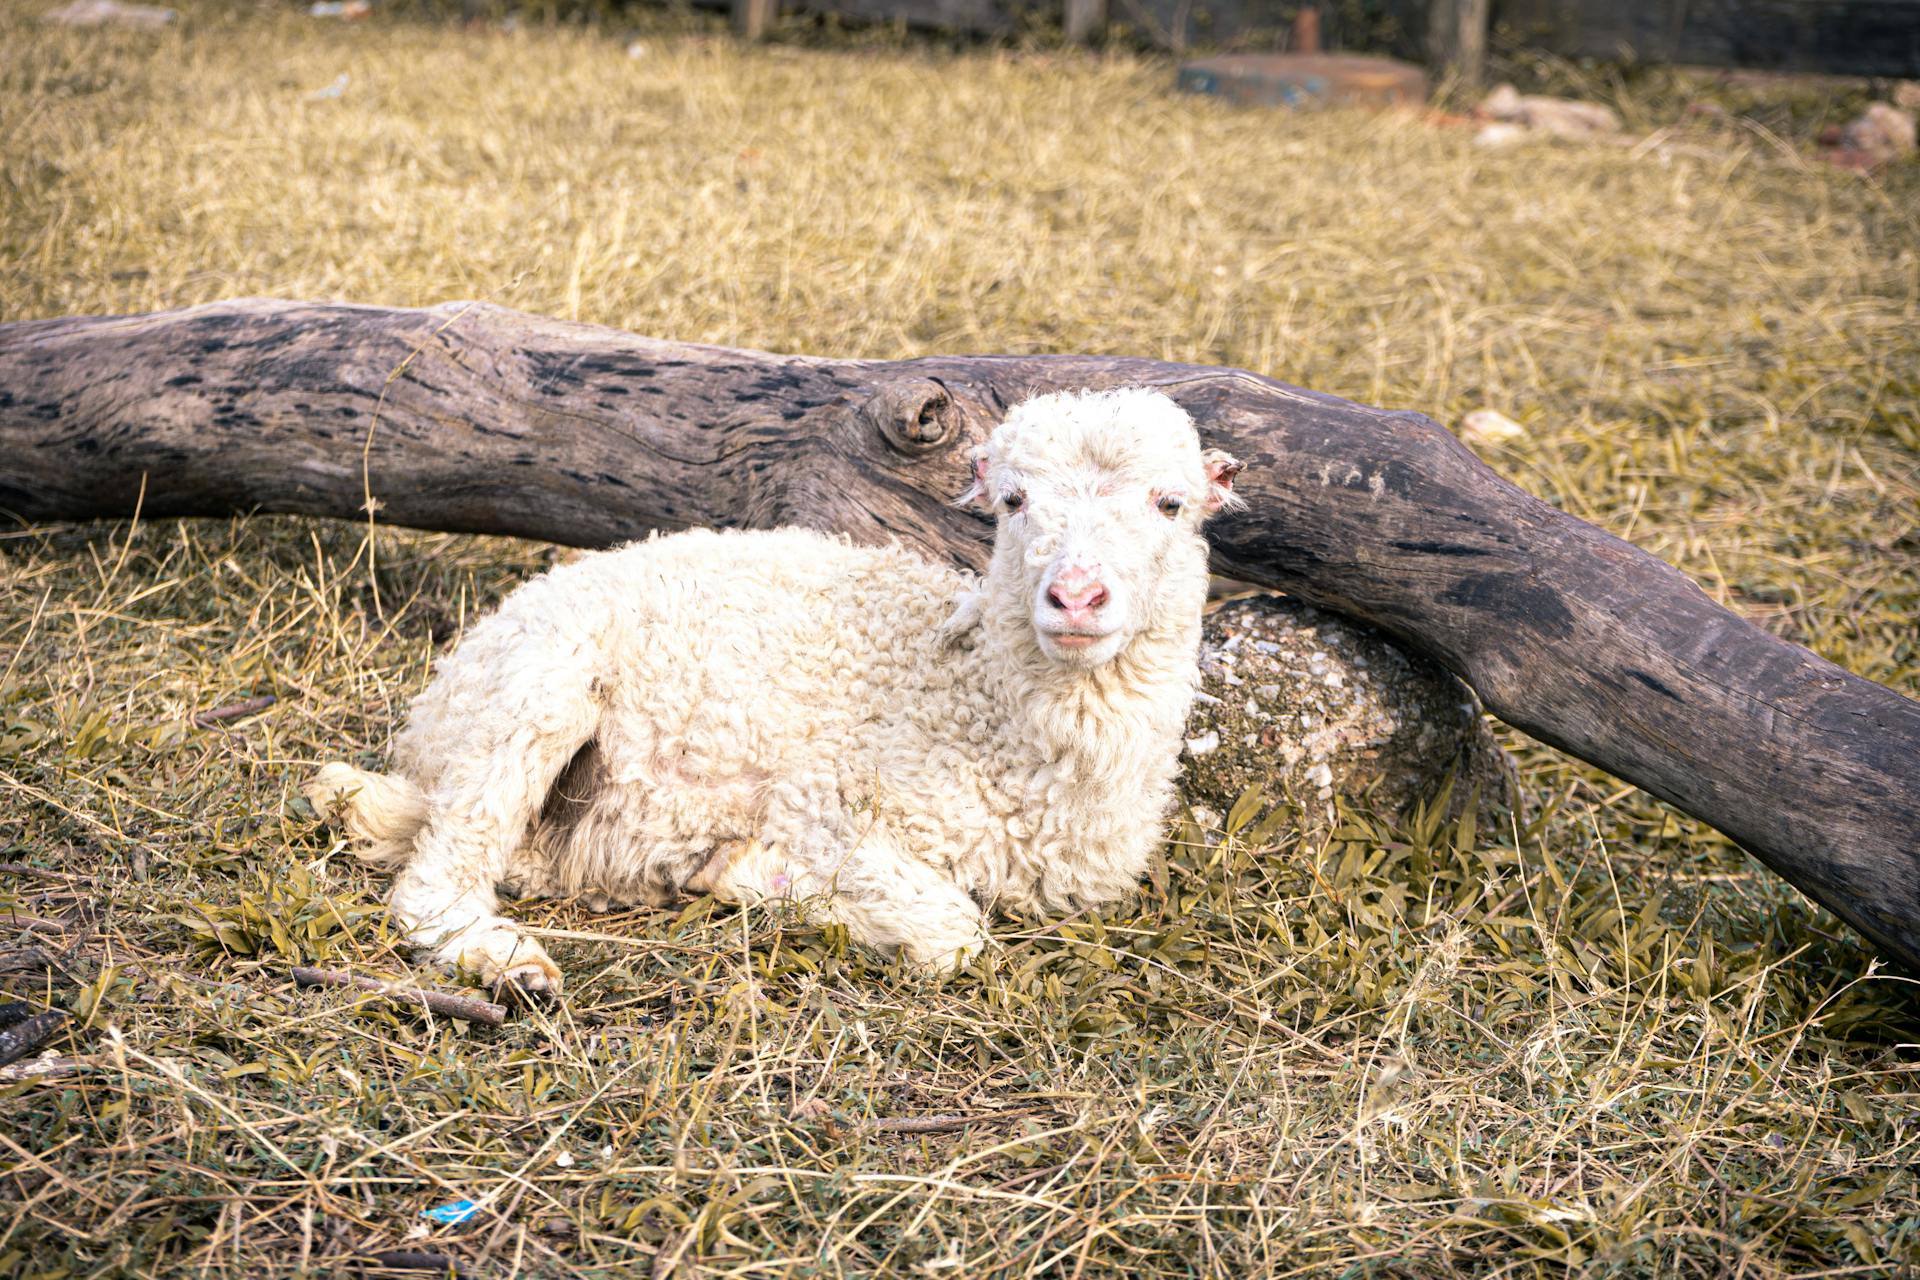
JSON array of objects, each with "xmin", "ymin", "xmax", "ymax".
[{"xmin": 307, "ymin": 387, "xmax": 1245, "ymax": 992}]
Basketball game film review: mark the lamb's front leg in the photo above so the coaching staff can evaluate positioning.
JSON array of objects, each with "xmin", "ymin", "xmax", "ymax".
[
  {"xmin": 699, "ymin": 823, "xmax": 989, "ymax": 970},
  {"xmin": 387, "ymin": 683, "xmax": 603, "ymax": 994},
  {"xmin": 390, "ymin": 837, "xmax": 565, "ymax": 994}
]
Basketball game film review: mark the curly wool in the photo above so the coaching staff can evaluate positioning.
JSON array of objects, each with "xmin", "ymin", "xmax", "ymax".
[{"xmin": 310, "ymin": 388, "xmax": 1238, "ymax": 990}]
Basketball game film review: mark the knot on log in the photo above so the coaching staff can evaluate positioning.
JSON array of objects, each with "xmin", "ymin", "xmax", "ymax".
[{"xmin": 862, "ymin": 377, "xmax": 964, "ymax": 455}]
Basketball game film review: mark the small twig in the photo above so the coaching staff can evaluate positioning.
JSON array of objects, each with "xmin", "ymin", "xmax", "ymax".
[
  {"xmin": 0, "ymin": 913, "xmax": 69, "ymax": 935},
  {"xmin": 862, "ymin": 1110, "xmax": 1042, "ymax": 1135},
  {"xmin": 0, "ymin": 1054, "xmax": 82, "ymax": 1083},
  {"xmin": 0, "ymin": 946, "xmax": 61, "ymax": 977},
  {"xmin": 0, "ymin": 862, "xmax": 90, "ymax": 881},
  {"xmin": 356, "ymin": 1249, "xmax": 466, "ymax": 1277},
  {"xmin": 0, "ymin": 1007, "xmax": 70, "ymax": 1068},
  {"xmin": 291, "ymin": 966, "xmax": 507, "ymax": 1026},
  {"xmin": 192, "ymin": 694, "xmax": 278, "ymax": 727}
]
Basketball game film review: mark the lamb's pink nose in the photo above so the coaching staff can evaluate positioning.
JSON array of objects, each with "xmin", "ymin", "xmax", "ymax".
[{"xmin": 1047, "ymin": 570, "xmax": 1110, "ymax": 620}]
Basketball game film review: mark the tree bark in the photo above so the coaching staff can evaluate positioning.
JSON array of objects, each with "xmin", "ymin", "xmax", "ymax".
[{"xmin": 2, "ymin": 299, "xmax": 1916, "ymax": 967}]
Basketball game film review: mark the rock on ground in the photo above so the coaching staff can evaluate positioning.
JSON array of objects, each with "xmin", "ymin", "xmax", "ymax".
[
  {"xmin": 1818, "ymin": 103, "xmax": 1916, "ymax": 171},
  {"xmin": 1183, "ymin": 593, "xmax": 1514, "ymax": 828},
  {"xmin": 1458, "ymin": 407, "xmax": 1527, "ymax": 448},
  {"xmin": 1479, "ymin": 83, "xmax": 1621, "ymax": 139},
  {"xmin": 1843, "ymin": 103, "xmax": 1916, "ymax": 160}
]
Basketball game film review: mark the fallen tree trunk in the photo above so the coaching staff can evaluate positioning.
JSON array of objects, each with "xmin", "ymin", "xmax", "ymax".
[{"xmin": 2, "ymin": 299, "xmax": 1917, "ymax": 966}]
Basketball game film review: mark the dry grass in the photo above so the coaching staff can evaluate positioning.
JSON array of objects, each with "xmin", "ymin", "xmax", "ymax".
[{"xmin": 4, "ymin": 3, "xmax": 1920, "ymax": 1276}]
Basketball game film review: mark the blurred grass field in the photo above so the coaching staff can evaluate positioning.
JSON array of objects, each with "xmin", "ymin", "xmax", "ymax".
[{"xmin": 3, "ymin": 2, "xmax": 1919, "ymax": 1275}]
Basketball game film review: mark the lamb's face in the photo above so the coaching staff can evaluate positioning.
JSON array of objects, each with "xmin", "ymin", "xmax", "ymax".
[{"xmin": 969, "ymin": 388, "xmax": 1243, "ymax": 670}]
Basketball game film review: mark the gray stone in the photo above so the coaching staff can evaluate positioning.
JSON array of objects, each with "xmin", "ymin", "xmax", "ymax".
[{"xmin": 1182, "ymin": 593, "xmax": 1514, "ymax": 827}]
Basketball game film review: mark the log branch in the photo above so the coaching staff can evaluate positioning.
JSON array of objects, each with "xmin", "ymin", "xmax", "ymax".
[{"xmin": 1, "ymin": 299, "xmax": 1916, "ymax": 966}]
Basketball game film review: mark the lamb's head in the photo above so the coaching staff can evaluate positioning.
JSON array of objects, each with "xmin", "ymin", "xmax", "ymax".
[{"xmin": 964, "ymin": 387, "xmax": 1244, "ymax": 670}]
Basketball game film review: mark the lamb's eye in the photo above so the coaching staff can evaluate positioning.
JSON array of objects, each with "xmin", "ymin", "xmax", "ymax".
[
  {"xmin": 1002, "ymin": 491, "xmax": 1026, "ymax": 513},
  {"xmin": 1156, "ymin": 494, "xmax": 1184, "ymax": 518}
]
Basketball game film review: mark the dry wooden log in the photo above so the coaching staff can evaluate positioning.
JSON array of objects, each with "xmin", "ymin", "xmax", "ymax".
[
  {"xmin": 290, "ymin": 965, "xmax": 508, "ymax": 1025},
  {"xmin": 1, "ymin": 299, "xmax": 1916, "ymax": 967}
]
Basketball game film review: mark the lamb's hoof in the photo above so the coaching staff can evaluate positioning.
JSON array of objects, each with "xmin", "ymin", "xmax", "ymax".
[
  {"xmin": 452, "ymin": 928, "xmax": 564, "ymax": 998},
  {"xmin": 493, "ymin": 961, "xmax": 563, "ymax": 1002}
]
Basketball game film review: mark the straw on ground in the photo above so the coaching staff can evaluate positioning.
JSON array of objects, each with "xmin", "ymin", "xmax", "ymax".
[{"xmin": 1, "ymin": 3, "xmax": 1917, "ymax": 1275}]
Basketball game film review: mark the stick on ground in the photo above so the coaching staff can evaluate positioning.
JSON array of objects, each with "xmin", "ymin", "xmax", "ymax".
[
  {"xmin": 191, "ymin": 694, "xmax": 278, "ymax": 727},
  {"xmin": 291, "ymin": 966, "xmax": 507, "ymax": 1026},
  {"xmin": 356, "ymin": 1249, "xmax": 467, "ymax": 1277},
  {"xmin": 0, "ymin": 1055, "xmax": 82, "ymax": 1083}
]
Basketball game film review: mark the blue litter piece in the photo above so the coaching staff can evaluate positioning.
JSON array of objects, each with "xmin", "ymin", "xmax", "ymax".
[{"xmin": 421, "ymin": 1199, "xmax": 480, "ymax": 1225}]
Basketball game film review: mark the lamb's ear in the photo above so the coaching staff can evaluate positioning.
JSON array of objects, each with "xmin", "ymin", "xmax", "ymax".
[
  {"xmin": 1203, "ymin": 449, "xmax": 1246, "ymax": 514},
  {"xmin": 952, "ymin": 446, "xmax": 992, "ymax": 509}
]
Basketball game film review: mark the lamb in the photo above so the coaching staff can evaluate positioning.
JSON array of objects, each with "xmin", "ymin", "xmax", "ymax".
[{"xmin": 307, "ymin": 387, "xmax": 1245, "ymax": 992}]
